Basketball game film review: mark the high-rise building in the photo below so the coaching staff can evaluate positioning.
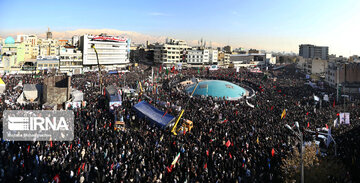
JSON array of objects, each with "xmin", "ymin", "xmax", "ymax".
[
  {"xmin": 154, "ymin": 38, "xmax": 190, "ymax": 66},
  {"xmin": 223, "ymin": 45, "xmax": 232, "ymax": 53},
  {"xmin": 46, "ymin": 28, "xmax": 52, "ymax": 40},
  {"xmin": 80, "ymin": 34, "xmax": 130, "ymax": 69},
  {"xmin": 299, "ymin": 44, "xmax": 328, "ymax": 60}
]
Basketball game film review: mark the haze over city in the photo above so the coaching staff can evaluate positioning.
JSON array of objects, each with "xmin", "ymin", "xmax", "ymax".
[{"xmin": 1, "ymin": 0, "xmax": 360, "ymax": 56}]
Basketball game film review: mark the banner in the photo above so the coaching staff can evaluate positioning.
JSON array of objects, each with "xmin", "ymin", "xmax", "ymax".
[
  {"xmin": 344, "ymin": 113, "xmax": 350, "ymax": 125},
  {"xmin": 323, "ymin": 95, "xmax": 329, "ymax": 102},
  {"xmin": 314, "ymin": 95, "xmax": 320, "ymax": 101},
  {"xmin": 339, "ymin": 113, "xmax": 345, "ymax": 124}
]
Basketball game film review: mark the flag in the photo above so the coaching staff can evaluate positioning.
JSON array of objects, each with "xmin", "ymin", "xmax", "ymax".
[
  {"xmin": 229, "ymin": 152, "xmax": 233, "ymax": 159},
  {"xmin": 171, "ymin": 152, "xmax": 181, "ymax": 166},
  {"xmin": 333, "ymin": 118, "xmax": 338, "ymax": 127},
  {"xmin": 307, "ymin": 122, "xmax": 310, "ymax": 128},
  {"xmin": 82, "ymin": 163, "xmax": 85, "ymax": 171},
  {"xmin": 162, "ymin": 110, "xmax": 168, "ymax": 118},
  {"xmin": 206, "ymin": 149, "xmax": 209, "ymax": 156},
  {"xmin": 281, "ymin": 109, "xmax": 286, "ymax": 119},
  {"xmin": 270, "ymin": 106, "xmax": 274, "ymax": 111},
  {"xmin": 325, "ymin": 124, "xmax": 329, "ymax": 129},
  {"xmin": 171, "ymin": 66, "xmax": 175, "ymax": 72},
  {"xmin": 166, "ymin": 68, "xmax": 169, "ymax": 75},
  {"xmin": 256, "ymin": 137, "xmax": 259, "ymax": 144},
  {"xmin": 271, "ymin": 148, "xmax": 275, "ymax": 157},
  {"xmin": 50, "ymin": 141, "xmax": 53, "ymax": 148},
  {"xmin": 159, "ymin": 65, "xmax": 162, "ymax": 73},
  {"xmin": 70, "ymin": 143, "xmax": 73, "ymax": 150},
  {"xmin": 27, "ymin": 145, "xmax": 30, "ymax": 153},
  {"xmin": 53, "ymin": 174, "xmax": 60, "ymax": 183},
  {"xmin": 306, "ymin": 112, "xmax": 309, "ymax": 116},
  {"xmin": 197, "ymin": 68, "xmax": 200, "ymax": 74},
  {"xmin": 166, "ymin": 166, "xmax": 172, "ymax": 173},
  {"xmin": 110, "ymin": 163, "xmax": 114, "ymax": 170},
  {"xmin": 77, "ymin": 165, "xmax": 81, "ymax": 175},
  {"xmin": 220, "ymin": 119, "xmax": 228, "ymax": 124},
  {"xmin": 225, "ymin": 140, "xmax": 231, "ymax": 148},
  {"xmin": 333, "ymin": 100, "xmax": 335, "ymax": 108},
  {"xmin": 204, "ymin": 163, "xmax": 207, "ymax": 169}
]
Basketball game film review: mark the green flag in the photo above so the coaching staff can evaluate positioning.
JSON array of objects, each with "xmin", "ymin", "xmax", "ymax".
[
  {"xmin": 166, "ymin": 68, "xmax": 169, "ymax": 75},
  {"xmin": 198, "ymin": 68, "xmax": 200, "ymax": 74}
]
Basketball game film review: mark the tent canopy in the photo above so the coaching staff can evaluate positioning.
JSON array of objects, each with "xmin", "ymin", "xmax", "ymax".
[
  {"xmin": 0, "ymin": 78, "xmax": 5, "ymax": 85},
  {"xmin": 133, "ymin": 101, "xmax": 175, "ymax": 128}
]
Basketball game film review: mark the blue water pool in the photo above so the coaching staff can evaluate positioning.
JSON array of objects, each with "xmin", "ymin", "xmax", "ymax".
[{"xmin": 186, "ymin": 80, "xmax": 246, "ymax": 100}]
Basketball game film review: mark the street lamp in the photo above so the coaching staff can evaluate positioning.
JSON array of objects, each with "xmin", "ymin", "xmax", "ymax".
[
  {"xmin": 285, "ymin": 123, "xmax": 304, "ymax": 183},
  {"xmin": 91, "ymin": 44, "xmax": 102, "ymax": 93}
]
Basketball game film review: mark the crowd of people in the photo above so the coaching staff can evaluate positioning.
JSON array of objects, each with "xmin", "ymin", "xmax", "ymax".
[{"xmin": 0, "ymin": 64, "xmax": 359, "ymax": 182}]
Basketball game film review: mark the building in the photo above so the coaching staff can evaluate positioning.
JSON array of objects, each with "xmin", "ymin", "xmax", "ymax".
[
  {"xmin": 297, "ymin": 58, "xmax": 328, "ymax": 75},
  {"xmin": 326, "ymin": 62, "xmax": 360, "ymax": 93},
  {"xmin": 209, "ymin": 49, "xmax": 218, "ymax": 64},
  {"xmin": 43, "ymin": 75, "xmax": 71, "ymax": 107},
  {"xmin": 223, "ymin": 45, "xmax": 232, "ymax": 53},
  {"xmin": 58, "ymin": 40, "xmax": 68, "ymax": 47},
  {"xmin": 154, "ymin": 38, "xmax": 190, "ymax": 67},
  {"xmin": 299, "ymin": 44, "xmax": 329, "ymax": 60},
  {"xmin": 72, "ymin": 35, "xmax": 80, "ymax": 47},
  {"xmin": 59, "ymin": 46, "xmax": 83, "ymax": 74},
  {"xmin": 218, "ymin": 51, "xmax": 230, "ymax": 66},
  {"xmin": 130, "ymin": 44, "xmax": 154, "ymax": 64},
  {"xmin": 80, "ymin": 34, "xmax": 130, "ymax": 69},
  {"xmin": 230, "ymin": 53, "xmax": 276, "ymax": 67},
  {"xmin": 16, "ymin": 35, "xmax": 29, "ymax": 43},
  {"xmin": 248, "ymin": 49, "xmax": 259, "ymax": 54},
  {"xmin": 46, "ymin": 28, "xmax": 52, "ymax": 40},
  {"xmin": 38, "ymin": 38, "xmax": 59, "ymax": 56},
  {"xmin": 0, "ymin": 37, "xmax": 24, "ymax": 72},
  {"xmin": 186, "ymin": 49, "xmax": 209, "ymax": 65},
  {"xmin": 36, "ymin": 56, "xmax": 59, "ymax": 72}
]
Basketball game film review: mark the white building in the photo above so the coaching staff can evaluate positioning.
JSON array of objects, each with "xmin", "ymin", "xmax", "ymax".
[
  {"xmin": 154, "ymin": 38, "xmax": 190, "ymax": 66},
  {"xmin": 80, "ymin": 34, "xmax": 130, "ymax": 69},
  {"xmin": 59, "ymin": 46, "xmax": 83, "ymax": 74},
  {"xmin": 16, "ymin": 35, "xmax": 29, "ymax": 43},
  {"xmin": 186, "ymin": 48, "xmax": 218, "ymax": 65}
]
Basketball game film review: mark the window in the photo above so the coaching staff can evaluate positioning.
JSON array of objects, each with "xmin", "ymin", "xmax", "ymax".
[
  {"xmin": 44, "ymin": 64, "xmax": 48, "ymax": 67},
  {"xmin": 38, "ymin": 64, "xmax": 43, "ymax": 67}
]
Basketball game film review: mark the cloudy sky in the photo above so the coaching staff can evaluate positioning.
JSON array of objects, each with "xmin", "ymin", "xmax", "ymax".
[{"xmin": 1, "ymin": 0, "xmax": 360, "ymax": 56}]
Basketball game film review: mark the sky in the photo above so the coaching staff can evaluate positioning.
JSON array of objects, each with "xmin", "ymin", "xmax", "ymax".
[{"xmin": 1, "ymin": 0, "xmax": 360, "ymax": 56}]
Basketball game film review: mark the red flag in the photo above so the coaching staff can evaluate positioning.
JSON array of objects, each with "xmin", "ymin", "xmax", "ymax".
[
  {"xmin": 326, "ymin": 124, "xmax": 329, "ymax": 129},
  {"xmin": 337, "ymin": 113, "xmax": 339, "ymax": 116},
  {"xmin": 88, "ymin": 141, "xmax": 91, "ymax": 146},
  {"xmin": 306, "ymin": 112, "xmax": 309, "ymax": 116},
  {"xmin": 138, "ymin": 98, "xmax": 141, "ymax": 102},
  {"xmin": 104, "ymin": 123, "xmax": 106, "ymax": 128},
  {"xmin": 82, "ymin": 163, "xmax": 85, "ymax": 171},
  {"xmin": 103, "ymin": 88, "xmax": 106, "ymax": 96},
  {"xmin": 333, "ymin": 100, "xmax": 335, "ymax": 108},
  {"xmin": 209, "ymin": 128, "xmax": 213, "ymax": 133},
  {"xmin": 204, "ymin": 163, "xmax": 207, "ymax": 169},
  {"xmin": 87, "ymin": 125, "xmax": 89, "ymax": 130},
  {"xmin": 183, "ymin": 129, "xmax": 186, "ymax": 135},
  {"xmin": 53, "ymin": 174, "xmax": 60, "ymax": 183},
  {"xmin": 27, "ymin": 145, "xmax": 30, "ymax": 153},
  {"xmin": 50, "ymin": 141, "xmax": 53, "ymax": 148},
  {"xmin": 109, "ymin": 123, "xmax": 111, "ymax": 127},
  {"xmin": 70, "ymin": 143, "xmax": 73, "ymax": 150},
  {"xmin": 229, "ymin": 152, "xmax": 233, "ymax": 159},
  {"xmin": 77, "ymin": 165, "xmax": 81, "ymax": 175},
  {"xmin": 110, "ymin": 163, "xmax": 114, "ymax": 170},
  {"xmin": 206, "ymin": 149, "xmax": 209, "ymax": 156},
  {"xmin": 307, "ymin": 122, "xmax": 310, "ymax": 128},
  {"xmin": 231, "ymin": 142, "xmax": 234, "ymax": 147},
  {"xmin": 225, "ymin": 140, "xmax": 231, "ymax": 148},
  {"xmin": 162, "ymin": 110, "xmax": 168, "ymax": 118},
  {"xmin": 270, "ymin": 106, "xmax": 274, "ymax": 111},
  {"xmin": 171, "ymin": 66, "xmax": 175, "ymax": 72},
  {"xmin": 271, "ymin": 148, "xmax": 275, "ymax": 157},
  {"xmin": 159, "ymin": 65, "xmax": 162, "ymax": 73},
  {"xmin": 166, "ymin": 166, "xmax": 172, "ymax": 173}
]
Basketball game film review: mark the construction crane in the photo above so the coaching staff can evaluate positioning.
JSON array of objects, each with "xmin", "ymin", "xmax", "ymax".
[{"xmin": 171, "ymin": 82, "xmax": 199, "ymax": 135}]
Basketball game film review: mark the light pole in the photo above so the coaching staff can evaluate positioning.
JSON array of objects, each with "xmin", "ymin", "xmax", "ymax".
[
  {"xmin": 91, "ymin": 44, "xmax": 102, "ymax": 93},
  {"xmin": 285, "ymin": 122, "xmax": 304, "ymax": 183}
]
